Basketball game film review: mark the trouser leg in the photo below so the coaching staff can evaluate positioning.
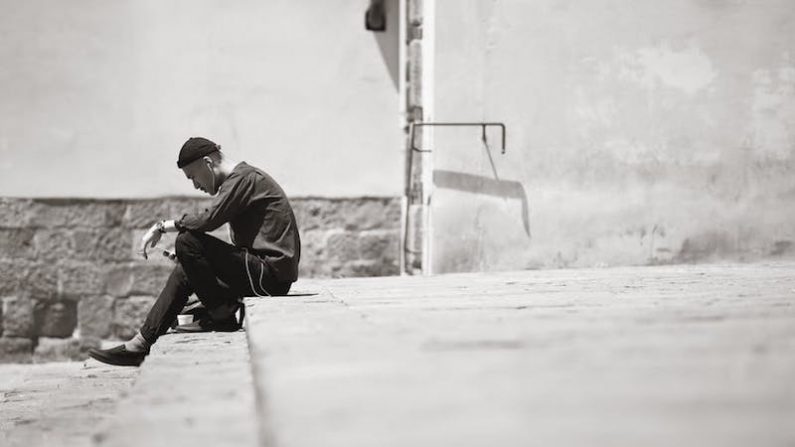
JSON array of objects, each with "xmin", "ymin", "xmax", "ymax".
[
  {"xmin": 174, "ymin": 230, "xmax": 293, "ymax": 300},
  {"xmin": 139, "ymin": 263, "xmax": 192, "ymax": 344},
  {"xmin": 174, "ymin": 230, "xmax": 241, "ymax": 310},
  {"xmin": 138, "ymin": 231, "xmax": 293, "ymax": 344}
]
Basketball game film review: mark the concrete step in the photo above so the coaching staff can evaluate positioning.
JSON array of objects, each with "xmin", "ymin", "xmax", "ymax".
[
  {"xmin": 245, "ymin": 266, "xmax": 795, "ymax": 447},
  {"xmin": 94, "ymin": 330, "xmax": 259, "ymax": 447},
  {"xmin": 88, "ymin": 264, "xmax": 795, "ymax": 447}
]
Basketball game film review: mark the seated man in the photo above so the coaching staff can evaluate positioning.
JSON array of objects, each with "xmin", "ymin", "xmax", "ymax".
[{"xmin": 90, "ymin": 137, "xmax": 301, "ymax": 366}]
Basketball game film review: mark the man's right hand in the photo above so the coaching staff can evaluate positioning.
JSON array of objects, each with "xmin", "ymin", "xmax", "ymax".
[{"xmin": 140, "ymin": 221, "xmax": 164, "ymax": 259}]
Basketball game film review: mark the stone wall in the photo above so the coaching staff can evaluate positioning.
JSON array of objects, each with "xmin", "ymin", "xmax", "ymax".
[{"xmin": 0, "ymin": 197, "xmax": 400, "ymax": 363}]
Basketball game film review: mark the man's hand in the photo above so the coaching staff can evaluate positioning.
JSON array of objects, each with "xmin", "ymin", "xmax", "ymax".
[{"xmin": 140, "ymin": 221, "xmax": 164, "ymax": 259}]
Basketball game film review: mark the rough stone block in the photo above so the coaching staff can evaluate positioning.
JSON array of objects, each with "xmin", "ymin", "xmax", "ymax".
[
  {"xmin": 123, "ymin": 201, "xmax": 173, "ymax": 228},
  {"xmin": 128, "ymin": 264, "xmax": 173, "ymax": 296},
  {"xmin": 342, "ymin": 199, "xmax": 401, "ymax": 231},
  {"xmin": 338, "ymin": 260, "xmax": 396, "ymax": 277},
  {"xmin": 291, "ymin": 200, "xmax": 322, "ymax": 231},
  {"xmin": 72, "ymin": 228, "xmax": 131, "ymax": 261},
  {"xmin": 325, "ymin": 259, "xmax": 352, "ymax": 278},
  {"xmin": 33, "ymin": 229, "xmax": 74, "ymax": 261},
  {"xmin": 0, "ymin": 198, "xmax": 33, "ymax": 227},
  {"xmin": 310, "ymin": 262, "xmax": 339, "ymax": 278},
  {"xmin": 35, "ymin": 301, "xmax": 77, "ymax": 337},
  {"xmin": 326, "ymin": 230, "xmax": 360, "ymax": 261},
  {"xmin": 296, "ymin": 230, "xmax": 333, "ymax": 278},
  {"xmin": 359, "ymin": 230, "xmax": 399, "ymax": 262},
  {"xmin": 113, "ymin": 295, "xmax": 156, "ymax": 339},
  {"xmin": 0, "ymin": 260, "xmax": 27, "ymax": 297},
  {"xmin": 29, "ymin": 200, "xmax": 125, "ymax": 228},
  {"xmin": 105, "ymin": 263, "xmax": 173, "ymax": 297},
  {"xmin": 25, "ymin": 262, "xmax": 59, "ymax": 300},
  {"xmin": 300, "ymin": 229, "xmax": 329, "ymax": 259},
  {"xmin": 104, "ymin": 265, "xmax": 136, "ymax": 297},
  {"xmin": 297, "ymin": 264, "xmax": 316, "ymax": 278},
  {"xmin": 294, "ymin": 198, "xmax": 400, "ymax": 232},
  {"xmin": 360, "ymin": 259, "xmax": 398, "ymax": 277},
  {"xmin": 33, "ymin": 337, "xmax": 99, "ymax": 362},
  {"xmin": 0, "ymin": 337, "xmax": 33, "ymax": 364},
  {"xmin": 59, "ymin": 262, "xmax": 105, "ymax": 297},
  {"xmin": 0, "ymin": 228, "xmax": 35, "ymax": 258},
  {"xmin": 2, "ymin": 296, "xmax": 35, "ymax": 338},
  {"xmin": 78, "ymin": 295, "xmax": 115, "ymax": 338}
]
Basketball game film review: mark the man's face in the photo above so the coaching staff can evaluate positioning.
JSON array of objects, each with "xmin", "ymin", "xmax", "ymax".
[{"xmin": 182, "ymin": 158, "xmax": 215, "ymax": 195}]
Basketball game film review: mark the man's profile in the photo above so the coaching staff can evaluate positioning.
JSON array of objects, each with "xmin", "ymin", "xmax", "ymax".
[{"xmin": 89, "ymin": 137, "xmax": 301, "ymax": 366}]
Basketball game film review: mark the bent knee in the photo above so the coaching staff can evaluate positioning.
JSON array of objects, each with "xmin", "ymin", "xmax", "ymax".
[{"xmin": 174, "ymin": 231, "xmax": 203, "ymax": 257}]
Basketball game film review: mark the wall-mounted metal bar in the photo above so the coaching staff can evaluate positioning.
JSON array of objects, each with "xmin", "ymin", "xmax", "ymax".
[
  {"xmin": 403, "ymin": 121, "xmax": 508, "ymax": 266},
  {"xmin": 408, "ymin": 122, "xmax": 507, "ymax": 154}
]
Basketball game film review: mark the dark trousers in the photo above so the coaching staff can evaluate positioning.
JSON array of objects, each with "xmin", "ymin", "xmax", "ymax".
[{"xmin": 140, "ymin": 231, "xmax": 292, "ymax": 344}]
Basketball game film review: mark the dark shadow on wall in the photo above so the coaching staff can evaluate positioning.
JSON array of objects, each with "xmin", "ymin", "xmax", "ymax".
[
  {"xmin": 433, "ymin": 170, "xmax": 531, "ymax": 237},
  {"xmin": 371, "ymin": 0, "xmax": 400, "ymax": 91}
]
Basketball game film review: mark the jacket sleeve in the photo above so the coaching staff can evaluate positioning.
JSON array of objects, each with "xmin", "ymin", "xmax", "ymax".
[{"xmin": 176, "ymin": 173, "xmax": 254, "ymax": 232}]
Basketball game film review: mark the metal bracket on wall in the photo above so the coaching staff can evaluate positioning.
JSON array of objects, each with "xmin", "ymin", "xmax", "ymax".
[
  {"xmin": 408, "ymin": 122, "xmax": 507, "ymax": 154},
  {"xmin": 402, "ymin": 122, "xmax": 508, "ymax": 268}
]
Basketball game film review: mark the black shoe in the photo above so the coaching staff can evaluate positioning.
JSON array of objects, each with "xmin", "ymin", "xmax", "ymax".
[
  {"xmin": 88, "ymin": 344, "xmax": 149, "ymax": 367},
  {"xmin": 174, "ymin": 316, "xmax": 241, "ymax": 333}
]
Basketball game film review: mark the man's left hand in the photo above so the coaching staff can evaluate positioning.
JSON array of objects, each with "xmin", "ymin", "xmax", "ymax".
[{"xmin": 140, "ymin": 222, "xmax": 164, "ymax": 259}]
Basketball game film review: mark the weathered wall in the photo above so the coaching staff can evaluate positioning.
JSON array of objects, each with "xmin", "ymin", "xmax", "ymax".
[
  {"xmin": 426, "ymin": 0, "xmax": 795, "ymax": 272},
  {"xmin": 0, "ymin": 197, "xmax": 400, "ymax": 363},
  {"xmin": 0, "ymin": 0, "xmax": 402, "ymax": 198}
]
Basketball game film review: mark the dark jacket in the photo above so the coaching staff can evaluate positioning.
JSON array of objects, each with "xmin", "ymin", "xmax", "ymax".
[{"xmin": 177, "ymin": 162, "xmax": 301, "ymax": 282}]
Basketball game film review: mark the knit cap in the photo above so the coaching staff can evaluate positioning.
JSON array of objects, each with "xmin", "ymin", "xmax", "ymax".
[{"xmin": 177, "ymin": 137, "xmax": 219, "ymax": 168}]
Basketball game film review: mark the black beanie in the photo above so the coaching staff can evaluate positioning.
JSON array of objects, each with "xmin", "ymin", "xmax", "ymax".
[{"xmin": 177, "ymin": 137, "xmax": 220, "ymax": 168}]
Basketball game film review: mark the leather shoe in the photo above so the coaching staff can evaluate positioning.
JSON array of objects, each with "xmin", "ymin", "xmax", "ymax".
[
  {"xmin": 174, "ymin": 316, "xmax": 241, "ymax": 333},
  {"xmin": 89, "ymin": 344, "xmax": 149, "ymax": 367}
]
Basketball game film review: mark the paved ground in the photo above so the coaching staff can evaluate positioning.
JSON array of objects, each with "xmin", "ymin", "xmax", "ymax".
[
  {"xmin": 2, "ymin": 263, "xmax": 795, "ymax": 447},
  {"xmin": 246, "ymin": 263, "xmax": 795, "ymax": 447},
  {"xmin": 95, "ymin": 331, "xmax": 259, "ymax": 447},
  {"xmin": 0, "ymin": 360, "xmax": 137, "ymax": 447}
]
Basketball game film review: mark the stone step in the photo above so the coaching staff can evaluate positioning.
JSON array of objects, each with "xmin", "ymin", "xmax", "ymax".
[
  {"xmin": 88, "ymin": 264, "xmax": 795, "ymax": 447},
  {"xmin": 244, "ymin": 268, "xmax": 795, "ymax": 447},
  {"xmin": 93, "ymin": 330, "xmax": 259, "ymax": 447}
]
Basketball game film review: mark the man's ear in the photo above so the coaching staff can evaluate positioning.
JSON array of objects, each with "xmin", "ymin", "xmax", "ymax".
[{"xmin": 203, "ymin": 156, "xmax": 214, "ymax": 167}]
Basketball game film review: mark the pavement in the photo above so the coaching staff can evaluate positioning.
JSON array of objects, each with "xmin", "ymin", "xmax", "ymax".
[
  {"xmin": 2, "ymin": 263, "xmax": 795, "ymax": 447},
  {"xmin": 0, "ymin": 361, "xmax": 137, "ymax": 447},
  {"xmin": 95, "ymin": 331, "xmax": 259, "ymax": 447}
]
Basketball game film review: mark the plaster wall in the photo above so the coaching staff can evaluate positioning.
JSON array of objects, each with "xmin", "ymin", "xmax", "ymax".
[
  {"xmin": 428, "ymin": 0, "xmax": 795, "ymax": 272},
  {"xmin": 0, "ymin": 0, "xmax": 402, "ymax": 198}
]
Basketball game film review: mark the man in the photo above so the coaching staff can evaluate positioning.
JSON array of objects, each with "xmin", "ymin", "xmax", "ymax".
[{"xmin": 89, "ymin": 137, "xmax": 301, "ymax": 366}]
